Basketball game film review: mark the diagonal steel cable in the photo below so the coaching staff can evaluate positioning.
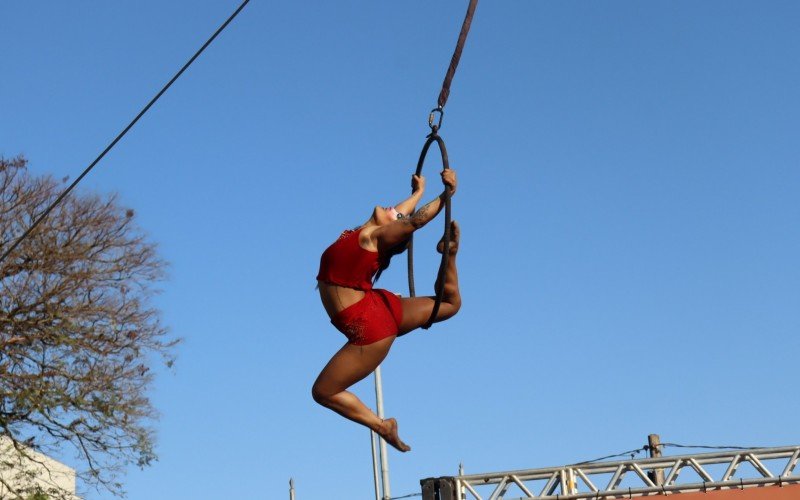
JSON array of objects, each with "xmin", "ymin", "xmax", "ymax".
[{"xmin": 0, "ymin": 0, "xmax": 251, "ymax": 266}]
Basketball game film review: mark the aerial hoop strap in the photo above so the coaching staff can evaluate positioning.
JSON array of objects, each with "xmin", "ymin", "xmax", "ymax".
[
  {"xmin": 407, "ymin": 0, "xmax": 478, "ymax": 330},
  {"xmin": 437, "ymin": 0, "xmax": 480, "ymax": 111}
]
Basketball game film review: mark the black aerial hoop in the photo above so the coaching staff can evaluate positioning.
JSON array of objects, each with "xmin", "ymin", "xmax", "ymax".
[{"xmin": 407, "ymin": 0, "xmax": 479, "ymax": 329}]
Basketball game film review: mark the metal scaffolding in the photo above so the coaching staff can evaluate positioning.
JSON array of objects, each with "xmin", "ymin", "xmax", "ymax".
[{"xmin": 421, "ymin": 445, "xmax": 800, "ymax": 500}]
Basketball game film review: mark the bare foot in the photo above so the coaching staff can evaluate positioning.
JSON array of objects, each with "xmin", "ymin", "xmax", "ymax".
[
  {"xmin": 378, "ymin": 418, "xmax": 411, "ymax": 452},
  {"xmin": 436, "ymin": 221, "xmax": 460, "ymax": 255}
]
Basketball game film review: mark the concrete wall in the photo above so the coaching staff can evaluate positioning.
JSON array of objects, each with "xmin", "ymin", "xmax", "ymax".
[{"xmin": 0, "ymin": 436, "xmax": 78, "ymax": 499}]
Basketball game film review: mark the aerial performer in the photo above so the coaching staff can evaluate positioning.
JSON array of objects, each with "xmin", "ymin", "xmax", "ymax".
[{"xmin": 312, "ymin": 170, "xmax": 460, "ymax": 452}]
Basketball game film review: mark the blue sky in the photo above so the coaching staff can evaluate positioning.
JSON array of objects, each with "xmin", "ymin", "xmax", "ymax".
[{"xmin": 2, "ymin": 1, "xmax": 799, "ymax": 498}]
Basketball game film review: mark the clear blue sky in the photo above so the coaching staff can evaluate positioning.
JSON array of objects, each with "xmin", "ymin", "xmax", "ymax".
[{"xmin": 2, "ymin": 1, "xmax": 799, "ymax": 498}]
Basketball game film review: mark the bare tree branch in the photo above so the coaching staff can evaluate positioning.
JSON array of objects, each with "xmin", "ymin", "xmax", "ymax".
[{"xmin": 1, "ymin": 156, "xmax": 178, "ymax": 497}]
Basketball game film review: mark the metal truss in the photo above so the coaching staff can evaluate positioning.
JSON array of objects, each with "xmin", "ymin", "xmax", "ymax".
[{"xmin": 420, "ymin": 445, "xmax": 800, "ymax": 500}]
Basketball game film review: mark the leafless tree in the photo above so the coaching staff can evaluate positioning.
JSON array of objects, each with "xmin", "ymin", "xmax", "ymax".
[{"xmin": 0, "ymin": 156, "xmax": 178, "ymax": 498}]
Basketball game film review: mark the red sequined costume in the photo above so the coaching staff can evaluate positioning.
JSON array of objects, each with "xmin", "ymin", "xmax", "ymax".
[{"xmin": 317, "ymin": 228, "xmax": 403, "ymax": 345}]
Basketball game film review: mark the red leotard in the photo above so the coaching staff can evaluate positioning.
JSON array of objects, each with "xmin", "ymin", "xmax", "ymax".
[
  {"xmin": 316, "ymin": 228, "xmax": 386, "ymax": 290},
  {"xmin": 317, "ymin": 228, "xmax": 403, "ymax": 345}
]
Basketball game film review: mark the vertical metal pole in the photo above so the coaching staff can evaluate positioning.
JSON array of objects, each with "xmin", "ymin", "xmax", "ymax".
[
  {"xmin": 289, "ymin": 478, "xmax": 295, "ymax": 500},
  {"xmin": 374, "ymin": 366, "xmax": 391, "ymax": 500},
  {"xmin": 566, "ymin": 468, "xmax": 577, "ymax": 495},
  {"xmin": 648, "ymin": 434, "xmax": 665, "ymax": 486},
  {"xmin": 459, "ymin": 463, "xmax": 466, "ymax": 500},
  {"xmin": 371, "ymin": 429, "xmax": 381, "ymax": 500}
]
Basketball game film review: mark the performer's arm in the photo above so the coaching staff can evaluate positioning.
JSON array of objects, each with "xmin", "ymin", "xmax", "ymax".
[
  {"xmin": 393, "ymin": 175, "xmax": 426, "ymax": 216},
  {"xmin": 373, "ymin": 170, "xmax": 457, "ymax": 250}
]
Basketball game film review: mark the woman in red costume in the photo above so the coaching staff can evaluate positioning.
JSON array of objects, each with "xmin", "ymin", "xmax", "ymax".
[{"xmin": 313, "ymin": 169, "xmax": 460, "ymax": 452}]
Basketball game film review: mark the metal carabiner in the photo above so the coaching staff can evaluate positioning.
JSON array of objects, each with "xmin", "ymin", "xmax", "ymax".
[{"xmin": 428, "ymin": 106, "xmax": 444, "ymax": 131}]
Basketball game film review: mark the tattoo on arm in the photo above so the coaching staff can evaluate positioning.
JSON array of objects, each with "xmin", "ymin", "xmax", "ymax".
[
  {"xmin": 413, "ymin": 204, "xmax": 430, "ymax": 220},
  {"xmin": 409, "ymin": 197, "xmax": 440, "ymax": 228}
]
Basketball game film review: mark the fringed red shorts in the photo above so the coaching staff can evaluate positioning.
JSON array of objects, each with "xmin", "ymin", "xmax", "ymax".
[{"xmin": 331, "ymin": 289, "xmax": 403, "ymax": 346}]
